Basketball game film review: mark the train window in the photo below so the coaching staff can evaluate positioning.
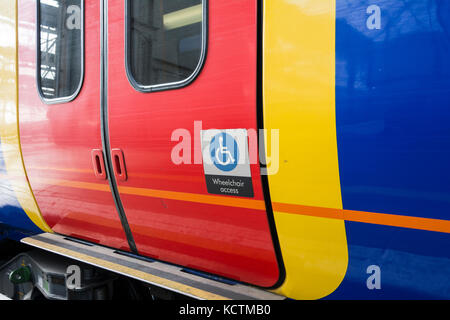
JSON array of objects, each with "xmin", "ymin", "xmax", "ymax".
[
  {"xmin": 126, "ymin": 0, "xmax": 206, "ymax": 92},
  {"xmin": 37, "ymin": 0, "xmax": 83, "ymax": 103}
]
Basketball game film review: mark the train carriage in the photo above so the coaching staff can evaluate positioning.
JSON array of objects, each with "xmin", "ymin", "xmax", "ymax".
[{"xmin": 0, "ymin": 0, "xmax": 449, "ymax": 300}]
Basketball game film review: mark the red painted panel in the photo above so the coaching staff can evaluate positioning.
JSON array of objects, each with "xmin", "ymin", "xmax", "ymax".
[
  {"xmin": 18, "ymin": 0, "xmax": 130, "ymax": 251},
  {"xmin": 107, "ymin": 1, "xmax": 280, "ymax": 286}
]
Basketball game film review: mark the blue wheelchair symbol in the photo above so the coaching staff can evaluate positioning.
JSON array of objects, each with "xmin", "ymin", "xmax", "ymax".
[{"xmin": 210, "ymin": 133, "xmax": 239, "ymax": 172}]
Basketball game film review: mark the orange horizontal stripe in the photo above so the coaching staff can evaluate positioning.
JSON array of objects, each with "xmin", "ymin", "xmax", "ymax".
[
  {"xmin": 39, "ymin": 178, "xmax": 111, "ymax": 192},
  {"xmin": 273, "ymin": 202, "xmax": 345, "ymax": 220},
  {"xmin": 38, "ymin": 178, "xmax": 266, "ymax": 211},
  {"xmin": 34, "ymin": 178, "xmax": 450, "ymax": 234},
  {"xmin": 272, "ymin": 202, "xmax": 450, "ymax": 234},
  {"xmin": 342, "ymin": 209, "xmax": 450, "ymax": 234},
  {"xmin": 118, "ymin": 185, "xmax": 266, "ymax": 210}
]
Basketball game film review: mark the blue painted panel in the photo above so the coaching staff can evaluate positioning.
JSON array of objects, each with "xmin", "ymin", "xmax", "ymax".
[
  {"xmin": 336, "ymin": 0, "xmax": 450, "ymax": 220},
  {"xmin": 326, "ymin": 222, "xmax": 450, "ymax": 299},
  {"xmin": 334, "ymin": 0, "xmax": 450, "ymax": 299},
  {"xmin": 0, "ymin": 138, "xmax": 41, "ymax": 236}
]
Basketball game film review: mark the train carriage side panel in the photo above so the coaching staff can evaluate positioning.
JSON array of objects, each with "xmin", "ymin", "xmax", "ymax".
[
  {"xmin": 263, "ymin": 0, "xmax": 349, "ymax": 300},
  {"xmin": 0, "ymin": 0, "xmax": 51, "ymax": 239},
  {"xmin": 106, "ymin": 0, "xmax": 281, "ymax": 287},
  {"xmin": 330, "ymin": 0, "xmax": 450, "ymax": 299},
  {"xmin": 264, "ymin": 0, "xmax": 450, "ymax": 299},
  {"xmin": 18, "ymin": 0, "xmax": 131, "ymax": 250}
]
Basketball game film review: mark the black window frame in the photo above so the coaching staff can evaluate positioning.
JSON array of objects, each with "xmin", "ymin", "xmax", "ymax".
[
  {"xmin": 36, "ymin": 0, "xmax": 85, "ymax": 104},
  {"xmin": 124, "ymin": 0, "xmax": 208, "ymax": 93}
]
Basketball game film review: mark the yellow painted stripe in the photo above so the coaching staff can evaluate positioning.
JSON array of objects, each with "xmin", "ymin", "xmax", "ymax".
[
  {"xmin": 263, "ymin": 0, "xmax": 348, "ymax": 300},
  {"xmin": 23, "ymin": 237, "xmax": 228, "ymax": 300},
  {"xmin": 0, "ymin": 0, "xmax": 51, "ymax": 233}
]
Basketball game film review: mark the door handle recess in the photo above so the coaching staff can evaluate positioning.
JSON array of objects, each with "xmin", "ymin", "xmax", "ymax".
[
  {"xmin": 111, "ymin": 149, "xmax": 127, "ymax": 181},
  {"xmin": 91, "ymin": 149, "xmax": 107, "ymax": 180}
]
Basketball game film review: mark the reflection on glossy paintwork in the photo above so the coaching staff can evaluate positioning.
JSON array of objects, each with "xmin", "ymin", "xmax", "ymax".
[
  {"xmin": 18, "ymin": 0, "xmax": 130, "ymax": 250},
  {"xmin": 108, "ymin": 0, "xmax": 280, "ymax": 287},
  {"xmin": 336, "ymin": 0, "xmax": 450, "ymax": 220},
  {"xmin": 2, "ymin": 0, "xmax": 449, "ymax": 300},
  {"xmin": 332, "ymin": 0, "xmax": 450, "ymax": 299},
  {"xmin": 263, "ymin": 0, "xmax": 348, "ymax": 300},
  {"xmin": 0, "ymin": 1, "xmax": 51, "ymax": 237}
]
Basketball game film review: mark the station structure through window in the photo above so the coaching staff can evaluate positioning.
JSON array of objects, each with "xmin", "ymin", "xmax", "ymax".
[
  {"xmin": 37, "ymin": 0, "xmax": 83, "ymax": 102},
  {"xmin": 126, "ymin": 0, "xmax": 206, "ymax": 91}
]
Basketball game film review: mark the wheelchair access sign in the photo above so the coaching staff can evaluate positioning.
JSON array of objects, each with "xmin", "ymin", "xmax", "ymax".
[{"xmin": 201, "ymin": 129, "xmax": 253, "ymax": 197}]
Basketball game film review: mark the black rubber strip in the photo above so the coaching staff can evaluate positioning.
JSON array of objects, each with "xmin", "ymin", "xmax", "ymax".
[
  {"xmin": 256, "ymin": 0, "xmax": 287, "ymax": 290},
  {"xmin": 100, "ymin": 0, "xmax": 138, "ymax": 254}
]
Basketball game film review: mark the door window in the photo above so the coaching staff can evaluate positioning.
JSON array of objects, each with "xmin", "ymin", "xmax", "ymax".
[
  {"xmin": 37, "ymin": 0, "xmax": 83, "ymax": 103},
  {"xmin": 126, "ymin": 0, "xmax": 206, "ymax": 91}
]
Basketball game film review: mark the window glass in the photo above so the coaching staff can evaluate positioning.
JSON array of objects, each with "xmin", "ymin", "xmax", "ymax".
[
  {"xmin": 38, "ymin": 0, "xmax": 83, "ymax": 101},
  {"xmin": 127, "ymin": 0, "xmax": 205, "ymax": 89}
]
